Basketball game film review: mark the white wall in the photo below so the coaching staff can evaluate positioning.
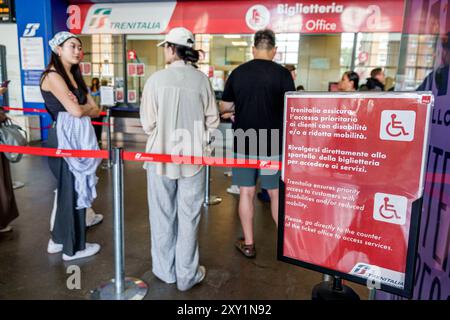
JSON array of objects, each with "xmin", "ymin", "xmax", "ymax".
[{"xmin": 0, "ymin": 23, "xmax": 23, "ymax": 109}]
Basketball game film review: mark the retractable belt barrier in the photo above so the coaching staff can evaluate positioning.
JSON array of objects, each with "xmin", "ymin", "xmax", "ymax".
[
  {"xmin": 2, "ymin": 107, "xmax": 110, "ymax": 130},
  {"xmin": 0, "ymin": 143, "xmax": 281, "ymax": 300},
  {"xmin": 2, "ymin": 106, "xmax": 107, "ymax": 117},
  {"xmin": 0, "ymin": 144, "xmax": 282, "ymax": 170}
]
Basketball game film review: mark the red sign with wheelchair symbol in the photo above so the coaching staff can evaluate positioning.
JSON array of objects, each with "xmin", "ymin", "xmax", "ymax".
[{"xmin": 280, "ymin": 92, "xmax": 433, "ymax": 296}]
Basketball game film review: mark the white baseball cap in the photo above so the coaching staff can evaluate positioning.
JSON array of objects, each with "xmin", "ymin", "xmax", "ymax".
[{"xmin": 157, "ymin": 27, "xmax": 195, "ymax": 48}]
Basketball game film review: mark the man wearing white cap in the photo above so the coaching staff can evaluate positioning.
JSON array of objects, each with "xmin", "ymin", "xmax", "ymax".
[{"xmin": 140, "ymin": 27, "xmax": 220, "ymax": 291}]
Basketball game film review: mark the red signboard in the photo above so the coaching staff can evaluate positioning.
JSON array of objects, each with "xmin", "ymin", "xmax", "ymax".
[
  {"xmin": 69, "ymin": 0, "xmax": 405, "ymax": 35},
  {"xmin": 127, "ymin": 50, "xmax": 137, "ymax": 60},
  {"xmin": 127, "ymin": 63, "xmax": 137, "ymax": 76},
  {"xmin": 279, "ymin": 92, "xmax": 433, "ymax": 297},
  {"xmin": 79, "ymin": 62, "xmax": 91, "ymax": 76},
  {"xmin": 168, "ymin": 0, "xmax": 404, "ymax": 34},
  {"xmin": 136, "ymin": 63, "xmax": 145, "ymax": 77}
]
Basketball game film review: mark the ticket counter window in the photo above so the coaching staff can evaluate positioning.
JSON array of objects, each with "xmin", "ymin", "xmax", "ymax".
[
  {"xmin": 354, "ymin": 33, "xmax": 402, "ymax": 84},
  {"xmin": 79, "ymin": 34, "xmax": 124, "ymax": 101},
  {"xmin": 125, "ymin": 35, "xmax": 166, "ymax": 107}
]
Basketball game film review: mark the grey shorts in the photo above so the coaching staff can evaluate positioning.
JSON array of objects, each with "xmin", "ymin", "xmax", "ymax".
[{"xmin": 231, "ymin": 154, "xmax": 281, "ymax": 190}]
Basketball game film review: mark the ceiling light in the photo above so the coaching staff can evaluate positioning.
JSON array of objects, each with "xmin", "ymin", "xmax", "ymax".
[{"xmin": 231, "ymin": 41, "xmax": 248, "ymax": 46}]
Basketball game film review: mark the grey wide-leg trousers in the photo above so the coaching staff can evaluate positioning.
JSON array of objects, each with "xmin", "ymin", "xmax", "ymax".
[{"xmin": 146, "ymin": 165, "xmax": 205, "ymax": 291}]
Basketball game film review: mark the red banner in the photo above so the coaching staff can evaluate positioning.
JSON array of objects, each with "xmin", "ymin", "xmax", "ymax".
[
  {"xmin": 280, "ymin": 92, "xmax": 433, "ymax": 297},
  {"xmin": 70, "ymin": 0, "xmax": 405, "ymax": 35},
  {"xmin": 168, "ymin": 0, "xmax": 405, "ymax": 34}
]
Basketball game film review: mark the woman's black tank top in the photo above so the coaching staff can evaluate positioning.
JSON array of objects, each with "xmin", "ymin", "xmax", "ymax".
[{"xmin": 40, "ymin": 70, "xmax": 87, "ymax": 121}]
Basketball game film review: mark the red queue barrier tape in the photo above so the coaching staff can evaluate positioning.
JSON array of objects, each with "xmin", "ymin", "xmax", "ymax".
[
  {"xmin": 2, "ymin": 107, "xmax": 107, "ymax": 117},
  {"xmin": 0, "ymin": 144, "xmax": 282, "ymax": 170},
  {"xmin": 91, "ymin": 121, "xmax": 110, "ymax": 126},
  {"xmin": 3, "ymin": 107, "xmax": 47, "ymax": 113},
  {"xmin": 2, "ymin": 107, "xmax": 109, "ymax": 127},
  {"xmin": 123, "ymin": 151, "xmax": 282, "ymax": 170},
  {"xmin": 1, "ymin": 143, "xmax": 446, "ymax": 174},
  {"xmin": 0, "ymin": 144, "xmax": 108, "ymax": 159}
]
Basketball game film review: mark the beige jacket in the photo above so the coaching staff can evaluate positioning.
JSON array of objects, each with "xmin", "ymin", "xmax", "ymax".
[{"xmin": 140, "ymin": 60, "xmax": 220, "ymax": 179}]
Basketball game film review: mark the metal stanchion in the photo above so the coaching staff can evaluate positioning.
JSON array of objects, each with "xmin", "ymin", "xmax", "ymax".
[
  {"xmin": 102, "ymin": 107, "xmax": 113, "ymax": 170},
  {"xmin": 203, "ymin": 139, "xmax": 222, "ymax": 207},
  {"xmin": 368, "ymin": 288, "xmax": 376, "ymax": 300},
  {"xmin": 91, "ymin": 148, "xmax": 148, "ymax": 300},
  {"xmin": 311, "ymin": 276, "xmax": 360, "ymax": 300},
  {"xmin": 323, "ymin": 274, "xmax": 332, "ymax": 282},
  {"xmin": 203, "ymin": 165, "xmax": 222, "ymax": 206}
]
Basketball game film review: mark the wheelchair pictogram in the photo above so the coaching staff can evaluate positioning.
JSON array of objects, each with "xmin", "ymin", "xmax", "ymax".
[
  {"xmin": 385, "ymin": 114, "xmax": 409, "ymax": 137},
  {"xmin": 380, "ymin": 110, "xmax": 416, "ymax": 142},
  {"xmin": 379, "ymin": 197, "xmax": 401, "ymax": 220},
  {"xmin": 373, "ymin": 193, "xmax": 407, "ymax": 225}
]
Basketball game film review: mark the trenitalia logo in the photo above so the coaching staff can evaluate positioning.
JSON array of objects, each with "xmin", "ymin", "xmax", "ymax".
[
  {"xmin": 135, "ymin": 153, "xmax": 154, "ymax": 161},
  {"xmin": 89, "ymin": 8, "xmax": 112, "ymax": 29},
  {"xmin": 259, "ymin": 161, "xmax": 279, "ymax": 170},
  {"xmin": 55, "ymin": 150, "xmax": 73, "ymax": 157},
  {"xmin": 353, "ymin": 263, "xmax": 371, "ymax": 275}
]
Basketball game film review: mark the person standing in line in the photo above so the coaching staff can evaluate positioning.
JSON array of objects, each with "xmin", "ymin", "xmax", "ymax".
[
  {"xmin": 140, "ymin": 27, "xmax": 220, "ymax": 291},
  {"xmin": 220, "ymin": 29, "xmax": 295, "ymax": 258},
  {"xmin": 360, "ymin": 67, "xmax": 385, "ymax": 91},
  {"xmin": 40, "ymin": 31, "xmax": 102, "ymax": 261},
  {"xmin": 258, "ymin": 63, "xmax": 298, "ymax": 204},
  {"xmin": 338, "ymin": 71, "xmax": 359, "ymax": 92},
  {"xmin": 0, "ymin": 87, "xmax": 19, "ymax": 233},
  {"xmin": 89, "ymin": 77, "xmax": 104, "ymax": 145}
]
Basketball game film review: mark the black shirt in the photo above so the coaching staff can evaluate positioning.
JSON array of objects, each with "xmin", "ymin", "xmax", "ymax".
[
  {"xmin": 221, "ymin": 59, "xmax": 295, "ymax": 157},
  {"xmin": 40, "ymin": 71, "xmax": 87, "ymax": 122}
]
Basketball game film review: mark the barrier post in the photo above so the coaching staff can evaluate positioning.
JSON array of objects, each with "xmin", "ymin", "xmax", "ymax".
[
  {"xmin": 203, "ymin": 142, "xmax": 222, "ymax": 206},
  {"xmin": 368, "ymin": 288, "xmax": 376, "ymax": 300},
  {"xmin": 323, "ymin": 274, "xmax": 332, "ymax": 282},
  {"xmin": 91, "ymin": 148, "xmax": 148, "ymax": 300},
  {"xmin": 102, "ymin": 107, "xmax": 113, "ymax": 169}
]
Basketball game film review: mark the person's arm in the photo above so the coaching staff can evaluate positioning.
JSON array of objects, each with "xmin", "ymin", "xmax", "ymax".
[
  {"xmin": 44, "ymin": 72, "xmax": 96, "ymax": 118},
  {"xmin": 84, "ymin": 93, "xmax": 102, "ymax": 117},
  {"xmin": 220, "ymin": 72, "xmax": 236, "ymax": 114},
  {"xmin": 219, "ymin": 101, "xmax": 235, "ymax": 114},
  {"xmin": 204, "ymin": 79, "xmax": 220, "ymax": 131},
  {"xmin": 139, "ymin": 80, "xmax": 157, "ymax": 135},
  {"xmin": 283, "ymin": 69, "xmax": 296, "ymax": 93}
]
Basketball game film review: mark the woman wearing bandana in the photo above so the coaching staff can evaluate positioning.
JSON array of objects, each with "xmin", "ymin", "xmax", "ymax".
[{"xmin": 40, "ymin": 32, "xmax": 102, "ymax": 261}]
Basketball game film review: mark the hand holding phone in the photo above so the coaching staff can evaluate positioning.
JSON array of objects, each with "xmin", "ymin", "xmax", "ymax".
[{"xmin": 1, "ymin": 80, "xmax": 10, "ymax": 88}]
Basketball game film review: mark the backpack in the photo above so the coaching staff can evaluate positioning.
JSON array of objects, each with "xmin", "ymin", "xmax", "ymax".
[{"xmin": 0, "ymin": 119, "xmax": 28, "ymax": 163}]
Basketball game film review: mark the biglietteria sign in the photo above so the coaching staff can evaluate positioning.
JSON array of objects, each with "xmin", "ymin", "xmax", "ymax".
[{"xmin": 68, "ymin": 0, "xmax": 404, "ymax": 35}]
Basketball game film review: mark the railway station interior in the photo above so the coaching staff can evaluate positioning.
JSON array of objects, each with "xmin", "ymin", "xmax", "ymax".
[{"xmin": 0, "ymin": 0, "xmax": 448, "ymax": 301}]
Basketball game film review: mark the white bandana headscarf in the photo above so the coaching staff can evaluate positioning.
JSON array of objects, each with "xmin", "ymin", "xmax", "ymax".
[{"xmin": 49, "ymin": 31, "xmax": 78, "ymax": 53}]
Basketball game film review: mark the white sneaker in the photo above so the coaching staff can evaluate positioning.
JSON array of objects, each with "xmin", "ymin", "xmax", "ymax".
[
  {"xmin": 47, "ymin": 239, "xmax": 63, "ymax": 254},
  {"xmin": 62, "ymin": 243, "xmax": 101, "ymax": 261},
  {"xmin": 0, "ymin": 225, "xmax": 12, "ymax": 233},
  {"xmin": 177, "ymin": 265, "xmax": 206, "ymax": 291},
  {"xmin": 86, "ymin": 208, "xmax": 103, "ymax": 227},
  {"xmin": 12, "ymin": 181, "xmax": 25, "ymax": 190},
  {"xmin": 227, "ymin": 185, "xmax": 240, "ymax": 195}
]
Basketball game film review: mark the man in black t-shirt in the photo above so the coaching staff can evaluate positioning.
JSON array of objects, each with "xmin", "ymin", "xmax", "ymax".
[{"xmin": 220, "ymin": 29, "xmax": 295, "ymax": 258}]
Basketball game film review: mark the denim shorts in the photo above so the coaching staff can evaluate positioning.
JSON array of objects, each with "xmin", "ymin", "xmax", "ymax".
[{"xmin": 231, "ymin": 154, "xmax": 281, "ymax": 190}]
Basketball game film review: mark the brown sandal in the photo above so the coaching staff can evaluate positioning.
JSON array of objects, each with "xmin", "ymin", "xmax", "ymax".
[{"xmin": 235, "ymin": 238, "xmax": 256, "ymax": 258}]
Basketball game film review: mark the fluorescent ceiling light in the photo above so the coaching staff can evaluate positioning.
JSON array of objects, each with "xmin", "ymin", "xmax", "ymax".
[
  {"xmin": 224, "ymin": 35, "xmax": 241, "ymax": 39},
  {"xmin": 231, "ymin": 41, "xmax": 248, "ymax": 46}
]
